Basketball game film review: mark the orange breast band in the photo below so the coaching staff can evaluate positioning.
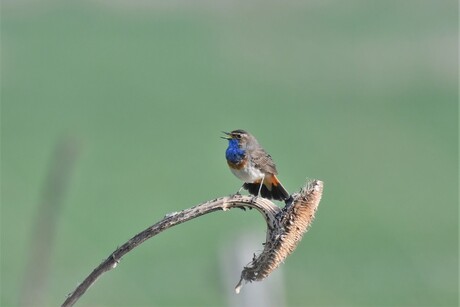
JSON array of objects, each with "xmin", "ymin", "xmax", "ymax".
[{"xmin": 227, "ymin": 159, "xmax": 247, "ymax": 170}]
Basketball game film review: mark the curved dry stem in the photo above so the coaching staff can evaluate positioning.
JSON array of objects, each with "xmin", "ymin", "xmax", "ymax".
[
  {"xmin": 235, "ymin": 179, "xmax": 323, "ymax": 292},
  {"xmin": 62, "ymin": 180, "xmax": 323, "ymax": 306}
]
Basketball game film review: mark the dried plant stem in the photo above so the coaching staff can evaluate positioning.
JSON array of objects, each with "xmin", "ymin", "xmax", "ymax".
[
  {"xmin": 62, "ymin": 180, "xmax": 323, "ymax": 307},
  {"xmin": 21, "ymin": 137, "xmax": 79, "ymax": 306}
]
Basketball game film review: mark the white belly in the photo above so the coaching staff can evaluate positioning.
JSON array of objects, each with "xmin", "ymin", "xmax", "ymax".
[{"xmin": 230, "ymin": 162, "xmax": 265, "ymax": 183}]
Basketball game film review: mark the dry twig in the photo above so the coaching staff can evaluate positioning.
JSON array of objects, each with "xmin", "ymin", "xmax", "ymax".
[{"xmin": 62, "ymin": 180, "xmax": 323, "ymax": 307}]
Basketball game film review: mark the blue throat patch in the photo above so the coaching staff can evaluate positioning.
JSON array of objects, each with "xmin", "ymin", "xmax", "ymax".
[{"xmin": 225, "ymin": 139, "xmax": 245, "ymax": 164}]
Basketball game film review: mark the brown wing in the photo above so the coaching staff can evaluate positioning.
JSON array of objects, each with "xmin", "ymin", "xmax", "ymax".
[{"xmin": 250, "ymin": 147, "xmax": 278, "ymax": 175}]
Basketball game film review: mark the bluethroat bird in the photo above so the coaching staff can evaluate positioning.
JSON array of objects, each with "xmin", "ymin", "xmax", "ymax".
[{"xmin": 222, "ymin": 129, "xmax": 293, "ymax": 205}]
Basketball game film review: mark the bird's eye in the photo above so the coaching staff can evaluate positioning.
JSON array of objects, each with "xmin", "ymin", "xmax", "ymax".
[{"xmin": 235, "ymin": 134, "xmax": 242, "ymax": 139}]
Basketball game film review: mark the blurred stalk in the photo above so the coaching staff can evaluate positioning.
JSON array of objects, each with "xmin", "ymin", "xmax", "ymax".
[
  {"xmin": 220, "ymin": 233, "xmax": 286, "ymax": 307},
  {"xmin": 20, "ymin": 136, "xmax": 79, "ymax": 306}
]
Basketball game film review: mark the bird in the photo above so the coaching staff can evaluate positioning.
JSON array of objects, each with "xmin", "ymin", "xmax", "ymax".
[{"xmin": 222, "ymin": 129, "xmax": 293, "ymax": 205}]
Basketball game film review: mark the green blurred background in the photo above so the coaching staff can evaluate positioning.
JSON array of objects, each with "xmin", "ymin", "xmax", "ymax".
[{"xmin": 1, "ymin": 0, "xmax": 458, "ymax": 306}]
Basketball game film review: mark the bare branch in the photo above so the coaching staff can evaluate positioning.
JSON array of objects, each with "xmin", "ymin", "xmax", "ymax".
[{"xmin": 62, "ymin": 180, "xmax": 323, "ymax": 307}]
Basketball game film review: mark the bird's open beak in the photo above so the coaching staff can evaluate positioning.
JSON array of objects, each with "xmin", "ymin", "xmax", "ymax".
[{"xmin": 220, "ymin": 131, "xmax": 231, "ymax": 140}]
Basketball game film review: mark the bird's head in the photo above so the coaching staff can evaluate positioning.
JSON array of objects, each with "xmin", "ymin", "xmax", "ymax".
[{"xmin": 221, "ymin": 129, "xmax": 256, "ymax": 149}]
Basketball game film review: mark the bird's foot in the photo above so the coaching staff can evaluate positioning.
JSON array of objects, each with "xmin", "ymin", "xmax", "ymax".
[{"xmin": 230, "ymin": 191, "xmax": 242, "ymax": 198}]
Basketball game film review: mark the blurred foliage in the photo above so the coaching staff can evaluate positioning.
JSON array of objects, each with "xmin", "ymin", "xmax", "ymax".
[{"xmin": 1, "ymin": 0, "xmax": 458, "ymax": 306}]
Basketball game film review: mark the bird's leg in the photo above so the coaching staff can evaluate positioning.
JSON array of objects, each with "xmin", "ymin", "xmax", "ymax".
[
  {"xmin": 231, "ymin": 185, "xmax": 244, "ymax": 198},
  {"xmin": 233, "ymin": 185, "xmax": 250, "ymax": 211},
  {"xmin": 250, "ymin": 176, "xmax": 265, "ymax": 204},
  {"xmin": 257, "ymin": 175, "xmax": 265, "ymax": 197}
]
